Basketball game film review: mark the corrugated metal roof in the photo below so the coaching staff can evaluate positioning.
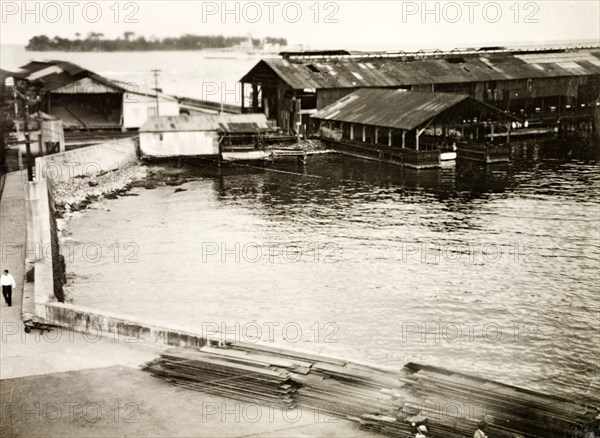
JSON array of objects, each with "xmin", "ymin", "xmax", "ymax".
[
  {"xmin": 313, "ymin": 89, "xmax": 472, "ymax": 131},
  {"xmin": 140, "ymin": 114, "xmax": 269, "ymax": 133},
  {"xmin": 241, "ymin": 49, "xmax": 600, "ymax": 90},
  {"xmin": 0, "ymin": 68, "xmax": 28, "ymax": 80},
  {"xmin": 17, "ymin": 60, "xmax": 126, "ymax": 93},
  {"xmin": 19, "ymin": 60, "xmax": 87, "ymax": 76}
]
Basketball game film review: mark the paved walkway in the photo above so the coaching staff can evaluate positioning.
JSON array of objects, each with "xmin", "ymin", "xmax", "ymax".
[
  {"xmin": 1, "ymin": 171, "xmax": 157, "ymax": 379},
  {"xmin": 1, "ymin": 171, "xmax": 26, "ymax": 331},
  {"xmin": 0, "ymin": 171, "xmax": 373, "ymax": 437}
]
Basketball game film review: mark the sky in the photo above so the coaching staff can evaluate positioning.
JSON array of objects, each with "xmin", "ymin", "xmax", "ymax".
[{"xmin": 1, "ymin": 0, "xmax": 599, "ymax": 50}]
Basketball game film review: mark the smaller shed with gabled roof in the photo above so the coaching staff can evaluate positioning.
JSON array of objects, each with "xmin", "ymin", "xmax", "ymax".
[{"xmin": 139, "ymin": 114, "xmax": 269, "ymax": 158}]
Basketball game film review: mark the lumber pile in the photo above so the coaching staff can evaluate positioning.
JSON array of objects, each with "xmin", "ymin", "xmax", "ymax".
[
  {"xmin": 142, "ymin": 344, "xmax": 599, "ymax": 438},
  {"xmin": 399, "ymin": 363, "xmax": 600, "ymax": 438},
  {"xmin": 142, "ymin": 347, "xmax": 301, "ymax": 409}
]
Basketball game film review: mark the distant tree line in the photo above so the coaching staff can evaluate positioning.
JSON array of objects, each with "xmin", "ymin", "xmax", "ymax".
[{"xmin": 26, "ymin": 33, "xmax": 288, "ymax": 51}]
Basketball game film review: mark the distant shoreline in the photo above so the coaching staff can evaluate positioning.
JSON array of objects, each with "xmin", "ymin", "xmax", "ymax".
[
  {"xmin": 25, "ymin": 34, "xmax": 287, "ymax": 53},
  {"xmin": 23, "ymin": 48, "xmax": 276, "ymax": 53}
]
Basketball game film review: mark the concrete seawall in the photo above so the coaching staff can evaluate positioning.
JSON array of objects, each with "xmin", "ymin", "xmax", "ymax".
[
  {"xmin": 23, "ymin": 179, "xmax": 56, "ymax": 320},
  {"xmin": 35, "ymin": 138, "xmax": 139, "ymax": 183},
  {"xmin": 44, "ymin": 302, "xmax": 217, "ymax": 348},
  {"xmin": 24, "ymin": 138, "xmax": 138, "ymax": 321},
  {"xmin": 23, "ymin": 137, "xmax": 226, "ymax": 349}
]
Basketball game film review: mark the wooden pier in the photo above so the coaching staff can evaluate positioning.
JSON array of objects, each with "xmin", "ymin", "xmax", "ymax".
[{"xmin": 143, "ymin": 343, "xmax": 599, "ymax": 438}]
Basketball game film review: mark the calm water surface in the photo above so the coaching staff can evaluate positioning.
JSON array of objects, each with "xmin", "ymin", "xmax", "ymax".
[
  {"xmin": 5, "ymin": 45, "xmax": 597, "ymax": 403},
  {"xmin": 63, "ymin": 144, "xmax": 600, "ymax": 403}
]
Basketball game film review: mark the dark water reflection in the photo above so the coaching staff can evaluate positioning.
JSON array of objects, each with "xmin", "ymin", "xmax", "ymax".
[{"xmin": 65, "ymin": 141, "xmax": 600, "ymax": 403}]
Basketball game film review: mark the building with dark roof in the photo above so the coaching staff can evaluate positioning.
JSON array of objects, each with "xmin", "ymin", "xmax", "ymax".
[
  {"xmin": 15, "ymin": 60, "xmax": 179, "ymax": 130},
  {"xmin": 312, "ymin": 88, "xmax": 520, "ymax": 167},
  {"xmin": 240, "ymin": 46, "xmax": 600, "ymax": 134}
]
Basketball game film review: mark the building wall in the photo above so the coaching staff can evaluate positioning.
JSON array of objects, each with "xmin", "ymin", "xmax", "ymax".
[
  {"xmin": 276, "ymin": 78, "xmax": 294, "ymax": 132},
  {"xmin": 139, "ymin": 131, "xmax": 219, "ymax": 157},
  {"xmin": 317, "ymin": 89, "xmax": 356, "ymax": 110},
  {"xmin": 123, "ymin": 95, "xmax": 180, "ymax": 129}
]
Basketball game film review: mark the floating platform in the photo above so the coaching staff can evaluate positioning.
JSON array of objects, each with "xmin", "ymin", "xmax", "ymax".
[
  {"xmin": 456, "ymin": 142, "xmax": 511, "ymax": 164},
  {"xmin": 323, "ymin": 139, "xmax": 441, "ymax": 169},
  {"xmin": 270, "ymin": 149, "xmax": 333, "ymax": 163}
]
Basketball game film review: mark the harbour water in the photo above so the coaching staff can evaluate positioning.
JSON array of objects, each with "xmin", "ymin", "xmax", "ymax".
[
  {"xmin": 62, "ymin": 146, "xmax": 600, "ymax": 403},
  {"xmin": 3, "ymin": 46, "xmax": 599, "ymax": 403},
  {"xmin": 1, "ymin": 45, "xmax": 264, "ymax": 103}
]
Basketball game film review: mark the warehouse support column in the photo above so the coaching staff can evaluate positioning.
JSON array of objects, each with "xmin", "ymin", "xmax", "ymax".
[
  {"xmin": 252, "ymin": 84, "xmax": 258, "ymax": 112},
  {"xmin": 415, "ymin": 127, "xmax": 427, "ymax": 151},
  {"xmin": 241, "ymin": 83, "xmax": 245, "ymax": 113}
]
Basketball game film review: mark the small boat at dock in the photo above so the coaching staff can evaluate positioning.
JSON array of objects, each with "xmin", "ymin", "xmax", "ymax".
[
  {"xmin": 441, "ymin": 151, "xmax": 457, "ymax": 161},
  {"xmin": 221, "ymin": 150, "xmax": 272, "ymax": 162}
]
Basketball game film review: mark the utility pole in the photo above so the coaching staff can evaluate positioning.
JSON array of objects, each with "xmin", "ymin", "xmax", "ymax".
[
  {"xmin": 11, "ymin": 78, "xmax": 20, "ymax": 134},
  {"xmin": 23, "ymin": 97, "xmax": 34, "ymax": 182},
  {"xmin": 151, "ymin": 69, "xmax": 161, "ymax": 116}
]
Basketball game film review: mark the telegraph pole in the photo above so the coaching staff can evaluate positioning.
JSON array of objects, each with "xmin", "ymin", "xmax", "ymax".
[
  {"xmin": 151, "ymin": 69, "xmax": 161, "ymax": 116},
  {"xmin": 23, "ymin": 97, "xmax": 34, "ymax": 181}
]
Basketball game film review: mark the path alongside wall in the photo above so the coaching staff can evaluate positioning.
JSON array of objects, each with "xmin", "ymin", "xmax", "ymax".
[{"xmin": 0, "ymin": 171, "xmax": 27, "ymax": 328}]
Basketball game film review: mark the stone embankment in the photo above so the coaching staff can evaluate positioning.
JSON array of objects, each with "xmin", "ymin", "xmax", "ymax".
[{"xmin": 52, "ymin": 164, "xmax": 147, "ymax": 217}]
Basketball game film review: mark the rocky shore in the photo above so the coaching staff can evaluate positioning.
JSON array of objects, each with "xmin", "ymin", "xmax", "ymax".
[
  {"xmin": 51, "ymin": 163, "xmax": 198, "ymax": 223},
  {"xmin": 51, "ymin": 164, "xmax": 148, "ymax": 218}
]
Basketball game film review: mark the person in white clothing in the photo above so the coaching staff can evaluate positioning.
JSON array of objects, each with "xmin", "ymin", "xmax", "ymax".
[
  {"xmin": 474, "ymin": 421, "xmax": 489, "ymax": 438},
  {"xmin": 1, "ymin": 269, "xmax": 16, "ymax": 307},
  {"xmin": 415, "ymin": 424, "xmax": 430, "ymax": 438}
]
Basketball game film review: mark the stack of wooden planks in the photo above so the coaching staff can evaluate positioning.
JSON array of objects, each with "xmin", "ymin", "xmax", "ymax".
[
  {"xmin": 142, "ymin": 347, "xmax": 301, "ymax": 409},
  {"xmin": 142, "ymin": 343, "xmax": 599, "ymax": 437}
]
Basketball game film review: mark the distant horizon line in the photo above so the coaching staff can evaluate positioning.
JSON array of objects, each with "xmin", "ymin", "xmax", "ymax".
[{"xmin": 2, "ymin": 38, "xmax": 599, "ymax": 50}]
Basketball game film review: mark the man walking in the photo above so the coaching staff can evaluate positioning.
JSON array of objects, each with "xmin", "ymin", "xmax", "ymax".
[{"xmin": 1, "ymin": 269, "xmax": 16, "ymax": 307}]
